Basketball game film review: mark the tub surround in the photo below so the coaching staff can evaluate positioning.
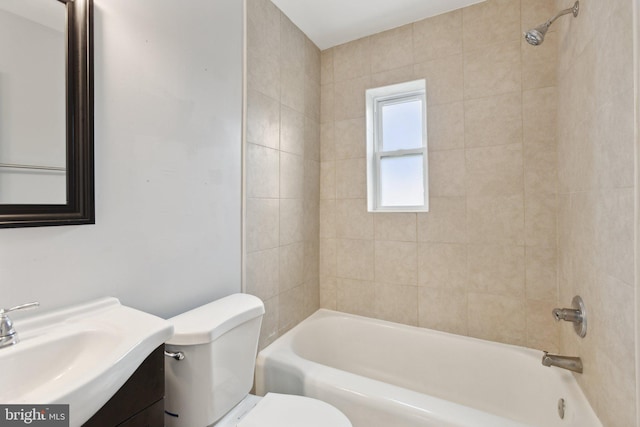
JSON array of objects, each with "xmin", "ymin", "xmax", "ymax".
[
  {"xmin": 244, "ymin": 0, "xmax": 322, "ymax": 349},
  {"xmin": 555, "ymin": 0, "xmax": 637, "ymax": 425},
  {"xmin": 249, "ymin": 0, "xmax": 638, "ymax": 424},
  {"xmin": 319, "ymin": 0, "xmax": 559, "ymax": 352}
]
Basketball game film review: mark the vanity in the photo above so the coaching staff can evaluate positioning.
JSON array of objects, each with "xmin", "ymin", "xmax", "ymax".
[
  {"xmin": 0, "ymin": 298, "xmax": 174, "ymax": 427},
  {"xmin": 84, "ymin": 346, "xmax": 165, "ymax": 426}
]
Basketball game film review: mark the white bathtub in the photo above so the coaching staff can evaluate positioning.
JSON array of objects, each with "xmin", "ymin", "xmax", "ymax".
[{"xmin": 255, "ymin": 309, "xmax": 602, "ymax": 427}]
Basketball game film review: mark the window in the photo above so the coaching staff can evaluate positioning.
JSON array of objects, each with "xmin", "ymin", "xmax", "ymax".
[{"xmin": 365, "ymin": 80, "xmax": 428, "ymax": 212}]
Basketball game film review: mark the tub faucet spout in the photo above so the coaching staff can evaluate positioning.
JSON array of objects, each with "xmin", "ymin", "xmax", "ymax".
[{"xmin": 542, "ymin": 351, "xmax": 583, "ymax": 373}]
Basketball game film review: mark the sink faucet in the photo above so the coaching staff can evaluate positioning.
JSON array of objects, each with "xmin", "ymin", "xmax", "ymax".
[
  {"xmin": 542, "ymin": 351, "xmax": 583, "ymax": 373},
  {"xmin": 0, "ymin": 302, "xmax": 39, "ymax": 349}
]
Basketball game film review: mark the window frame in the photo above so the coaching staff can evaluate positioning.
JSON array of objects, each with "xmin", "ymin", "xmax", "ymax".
[{"xmin": 365, "ymin": 79, "xmax": 429, "ymax": 213}]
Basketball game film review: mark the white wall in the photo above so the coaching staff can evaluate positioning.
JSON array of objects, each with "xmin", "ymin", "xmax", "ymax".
[{"xmin": 0, "ymin": 0, "xmax": 243, "ymax": 319}]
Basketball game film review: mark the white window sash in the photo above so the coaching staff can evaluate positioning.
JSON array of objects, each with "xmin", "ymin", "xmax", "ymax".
[
  {"xmin": 373, "ymin": 151, "xmax": 428, "ymax": 211},
  {"xmin": 366, "ymin": 79, "xmax": 429, "ymax": 213}
]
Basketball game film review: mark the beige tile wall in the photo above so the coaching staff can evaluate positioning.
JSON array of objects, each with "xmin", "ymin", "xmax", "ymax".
[
  {"xmin": 247, "ymin": 1, "xmax": 637, "ymax": 422},
  {"xmin": 555, "ymin": 0, "xmax": 637, "ymax": 425},
  {"xmin": 320, "ymin": 0, "xmax": 561, "ymax": 351},
  {"xmin": 245, "ymin": 0, "xmax": 321, "ymax": 349}
]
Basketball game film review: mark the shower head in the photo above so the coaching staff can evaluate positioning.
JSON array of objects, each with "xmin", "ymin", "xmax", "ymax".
[
  {"xmin": 524, "ymin": 24, "xmax": 549, "ymax": 46},
  {"xmin": 524, "ymin": 1, "xmax": 579, "ymax": 46}
]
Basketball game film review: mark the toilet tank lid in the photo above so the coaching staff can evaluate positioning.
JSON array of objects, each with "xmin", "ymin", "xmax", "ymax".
[{"xmin": 166, "ymin": 294, "xmax": 265, "ymax": 346}]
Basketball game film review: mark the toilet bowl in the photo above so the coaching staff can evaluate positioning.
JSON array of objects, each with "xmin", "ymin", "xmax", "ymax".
[
  {"xmin": 215, "ymin": 393, "xmax": 351, "ymax": 427},
  {"xmin": 164, "ymin": 293, "xmax": 351, "ymax": 427}
]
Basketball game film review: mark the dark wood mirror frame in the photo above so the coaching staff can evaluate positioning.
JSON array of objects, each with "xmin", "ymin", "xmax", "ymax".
[{"xmin": 0, "ymin": 0, "xmax": 94, "ymax": 228}]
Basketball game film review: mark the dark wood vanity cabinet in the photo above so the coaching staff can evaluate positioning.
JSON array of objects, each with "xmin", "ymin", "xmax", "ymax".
[{"xmin": 83, "ymin": 346, "xmax": 165, "ymax": 427}]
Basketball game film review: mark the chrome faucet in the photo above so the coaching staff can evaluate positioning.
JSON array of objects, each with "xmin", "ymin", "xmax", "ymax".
[
  {"xmin": 552, "ymin": 296, "xmax": 587, "ymax": 338},
  {"xmin": 552, "ymin": 307, "xmax": 582, "ymax": 323},
  {"xmin": 0, "ymin": 302, "xmax": 39, "ymax": 349},
  {"xmin": 542, "ymin": 351, "xmax": 583, "ymax": 374}
]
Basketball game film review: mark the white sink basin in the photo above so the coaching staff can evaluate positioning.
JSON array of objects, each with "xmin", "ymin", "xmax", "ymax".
[{"xmin": 0, "ymin": 297, "xmax": 173, "ymax": 426}]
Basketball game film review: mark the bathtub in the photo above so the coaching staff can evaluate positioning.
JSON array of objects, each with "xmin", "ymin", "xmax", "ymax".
[{"xmin": 255, "ymin": 309, "xmax": 602, "ymax": 427}]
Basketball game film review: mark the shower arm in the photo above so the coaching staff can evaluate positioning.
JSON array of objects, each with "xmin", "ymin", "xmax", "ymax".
[{"xmin": 544, "ymin": 1, "xmax": 579, "ymax": 28}]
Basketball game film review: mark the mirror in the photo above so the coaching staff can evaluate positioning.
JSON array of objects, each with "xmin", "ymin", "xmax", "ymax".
[{"xmin": 0, "ymin": 0, "xmax": 94, "ymax": 228}]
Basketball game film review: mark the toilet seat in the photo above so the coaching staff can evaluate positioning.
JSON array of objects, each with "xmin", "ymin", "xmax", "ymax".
[{"xmin": 237, "ymin": 393, "xmax": 351, "ymax": 427}]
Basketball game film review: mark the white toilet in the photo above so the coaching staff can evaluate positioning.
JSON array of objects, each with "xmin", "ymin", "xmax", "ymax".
[{"xmin": 164, "ymin": 293, "xmax": 352, "ymax": 427}]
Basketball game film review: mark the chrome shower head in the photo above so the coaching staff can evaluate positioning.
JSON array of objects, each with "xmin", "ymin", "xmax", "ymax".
[
  {"xmin": 524, "ymin": 1, "xmax": 579, "ymax": 46},
  {"xmin": 524, "ymin": 24, "xmax": 549, "ymax": 46}
]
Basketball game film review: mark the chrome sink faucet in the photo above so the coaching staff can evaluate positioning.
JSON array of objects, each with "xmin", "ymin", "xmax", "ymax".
[
  {"xmin": 542, "ymin": 351, "xmax": 583, "ymax": 374},
  {"xmin": 0, "ymin": 302, "xmax": 39, "ymax": 349}
]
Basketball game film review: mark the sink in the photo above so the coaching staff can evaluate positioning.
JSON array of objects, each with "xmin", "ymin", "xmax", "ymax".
[{"xmin": 0, "ymin": 297, "xmax": 173, "ymax": 426}]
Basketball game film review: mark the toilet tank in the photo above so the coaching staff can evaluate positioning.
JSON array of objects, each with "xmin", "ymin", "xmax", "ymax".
[{"xmin": 164, "ymin": 294, "xmax": 265, "ymax": 427}]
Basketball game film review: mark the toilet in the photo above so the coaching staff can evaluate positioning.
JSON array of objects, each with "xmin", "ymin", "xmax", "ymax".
[{"xmin": 164, "ymin": 293, "xmax": 352, "ymax": 427}]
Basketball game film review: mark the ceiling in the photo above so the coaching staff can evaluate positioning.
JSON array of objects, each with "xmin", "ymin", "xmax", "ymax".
[
  {"xmin": 0, "ymin": 0, "xmax": 64, "ymax": 31},
  {"xmin": 270, "ymin": 0, "xmax": 486, "ymax": 50}
]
